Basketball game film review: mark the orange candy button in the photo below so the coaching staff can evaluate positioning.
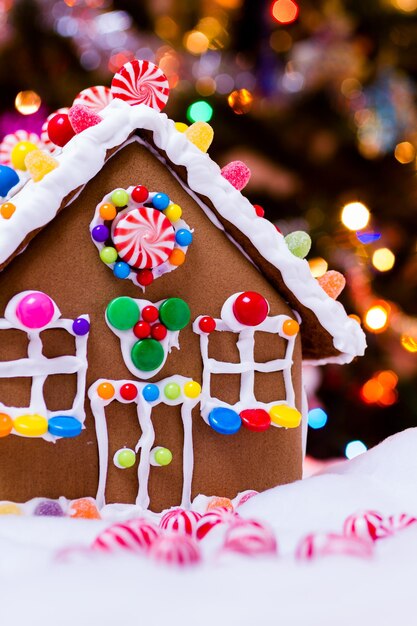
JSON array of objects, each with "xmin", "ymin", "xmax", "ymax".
[
  {"xmin": 97, "ymin": 382, "xmax": 115, "ymax": 400},
  {"xmin": 0, "ymin": 203, "xmax": 16, "ymax": 219},
  {"xmin": 282, "ymin": 319, "xmax": 299, "ymax": 336},
  {"xmin": 206, "ymin": 497, "xmax": 234, "ymax": 512},
  {"xmin": 69, "ymin": 498, "xmax": 101, "ymax": 520},
  {"xmin": 0, "ymin": 413, "xmax": 13, "ymax": 437},
  {"xmin": 169, "ymin": 249, "xmax": 186, "ymax": 266},
  {"xmin": 99, "ymin": 203, "xmax": 117, "ymax": 220}
]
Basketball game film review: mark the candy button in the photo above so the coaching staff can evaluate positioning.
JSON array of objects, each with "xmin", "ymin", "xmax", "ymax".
[
  {"xmin": 198, "ymin": 316, "xmax": 216, "ymax": 333},
  {"xmin": 163, "ymin": 204, "xmax": 182, "ymax": 222},
  {"xmin": 208, "ymin": 407, "xmax": 241, "ymax": 435},
  {"xmin": 240, "ymin": 409, "xmax": 271, "ymax": 432},
  {"xmin": 131, "ymin": 185, "xmax": 149, "ymax": 203},
  {"xmin": 97, "ymin": 382, "xmax": 115, "ymax": 400},
  {"xmin": 159, "ymin": 298, "xmax": 190, "ymax": 331},
  {"xmin": 233, "ymin": 292, "xmax": 269, "ymax": 326},
  {"xmin": 107, "ymin": 297, "xmax": 140, "ymax": 330},
  {"xmin": 0, "ymin": 202, "xmax": 16, "ymax": 219},
  {"xmin": 183, "ymin": 381, "xmax": 201, "ymax": 399},
  {"xmin": 99, "ymin": 202, "xmax": 117, "ymax": 220},
  {"xmin": 34, "ymin": 500, "xmax": 64, "ymax": 516},
  {"xmin": 48, "ymin": 416, "xmax": 82, "ymax": 438},
  {"xmin": 269, "ymin": 405, "xmax": 302, "ymax": 428},
  {"xmin": 131, "ymin": 339, "xmax": 164, "ymax": 372},
  {"xmin": 282, "ymin": 319, "xmax": 299, "ymax": 337},
  {"xmin": 114, "ymin": 448, "xmax": 136, "ymax": 469},
  {"xmin": 0, "ymin": 503, "xmax": 22, "ymax": 516},
  {"xmin": 151, "ymin": 323, "xmax": 167, "ymax": 341},
  {"xmin": 14, "ymin": 414, "xmax": 48, "ymax": 437},
  {"xmin": 111, "ymin": 188, "xmax": 129, "ymax": 207},
  {"xmin": 175, "ymin": 122, "xmax": 188, "ymax": 132},
  {"xmin": 0, "ymin": 165, "xmax": 19, "ymax": 196},
  {"xmin": 142, "ymin": 305, "xmax": 159, "ymax": 323},
  {"xmin": 169, "ymin": 249, "xmax": 186, "ymax": 266},
  {"xmin": 154, "ymin": 447, "xmax": 173, "ymax": 466},
  {"xmin": 47, "ymin": 113, "xmax": 75, "ymax": 147},
  {"xmin": 120, "ymin": 383, "xmax": 138, "ymax": 401},
  {"xmin": 10, "ymin": 141, "xmax": 38, "ymax": 171},
  {"xmin": 152, "ymin": 192, "xmax": 170, "ymax": 210},
  {"xmin": 133, "ymin": 321, "xmax": 151, "ymax": 339},
  {"xmin": 91, "ymin": 224, "xmax": 109, "ymax": 242},
  {"xmin": 0, "ymin": 413, "xmax": 13, "ymax": 437},
  {"xmin": 175, "ymin": 229, "xmax": 193, "ymax": 246},
  {"xmin": 164, "ymin": 382, "xmax": 181, "ymax": 400},
  {"xmin": 72, "ymin": 317, "xmax": 90, "ymax": 336},
  {"xmin": 16, "ymin": 291, "xmax": 55, "ymax": 329},
  {"xmin": 113, "ymin": 261, "xmax": 130, "ymax": 279},
  {"xmin": 136, "ymin": 269, "xmax": 154, "ymax": 286},
  {"xmin": 100, "ymin": 246, "xmax": 118, "ymax": 264},
  {"xmin": 142, "ymin": 384, "xmax": 159, "ymax": 402}
]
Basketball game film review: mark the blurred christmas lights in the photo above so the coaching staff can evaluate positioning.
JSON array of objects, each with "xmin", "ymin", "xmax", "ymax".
[
  {"xmin": 309, "ymin": 257, "xmax": 328, "ymax": 278},
  {"xmin": 364, "ymin": 303, "xmax": 390, "ymax": 333},
  {"xmin": 271, "ymin": 0, "xmax": 299, "ymax": 25},
  {"xmin": 186, "ymin": 101, "xmax": 214, "ymax": 123},
  {"xmin": 308, "ymin": 407, "xmax": 328, "ymax": 429},
  {"xmin": 341, "ymin": 202, "xmax": 370, "ymax": 231},
  {"xmin": 345, "ymin": 440, "xmax": 367, "ymax": 459},
  {"xmin": 360, "ymin": 371, "xmax": 398, "ymax": 406},
  {"xmin": 15, "ymin": 91, "xmax": 41, "ymax": 115},
  {"xmin": 372, "ymin": 248, "xmax": 395, "ymax": 272},
  {"xmin": 227, "ymin": 88, "xmax": 253, "ymax": 114},
  {"xmin": 401, "ymin": 334, "xmax": 417, "ymax": 353},
  {"xmin": 394, "ymin": 141, "xmax": 415, "ymax": 164}
]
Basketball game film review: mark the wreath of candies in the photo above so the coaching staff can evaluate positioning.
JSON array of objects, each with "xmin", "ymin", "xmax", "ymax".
[{"xmin": 90, "ymin": 185, "xmax": 193, "ymax": 289}]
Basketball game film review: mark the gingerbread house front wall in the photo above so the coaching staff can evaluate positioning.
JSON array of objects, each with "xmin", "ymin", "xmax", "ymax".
[{"xmin": 0, "ymin": 140, "xmax": 303, "ymax": 512}]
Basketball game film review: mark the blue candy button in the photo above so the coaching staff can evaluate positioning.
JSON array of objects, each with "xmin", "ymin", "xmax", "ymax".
[
  {"xmin": 142, "ymin": 384, "xmax": 160, "ymax": 402},
  {"xmin": 152, "ymin": 193, "xmax": 170, "ymax": 210},
  {"xmin": 208, "ymin": 407, "xmax": 242, "ymax": 435},
  {"xmin": 0, "ymin": 165, "xmax": 19, "ymax": 197},
  {"xmin": 175, "ymin": 229, "xmax": 193, "ymax": 246},
  {"xmin": 113, "ymin": 261, "xmax": 130, "ymax": 279},
  {"xmin": 48, "ymin": 416, "xmax": 82, "ymax": 438}
]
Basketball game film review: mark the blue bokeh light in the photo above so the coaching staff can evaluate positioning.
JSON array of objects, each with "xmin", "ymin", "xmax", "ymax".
[{"xmin": 308, "ymin": 407, "xmax": 328, "ymax": 429}]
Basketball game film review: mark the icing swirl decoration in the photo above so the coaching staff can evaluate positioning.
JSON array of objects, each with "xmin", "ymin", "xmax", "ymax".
[
  {"xmin": 113, "ymin": 207, "xmax": 175, "ymax": 269},
  {"xmin": 111, "ymin": 60, "xmax": 170, "ymax": 111},
  {"xmin": 72, "ymin": 86, "xmax": 113, "ymax": 112}
]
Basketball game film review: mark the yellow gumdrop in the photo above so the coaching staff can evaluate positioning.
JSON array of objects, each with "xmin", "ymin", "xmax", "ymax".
[
  {"xmin": 14, "ymin": 414, "xmax": 48, "ymax": 437},
  {"xmin": 183, "ymin": 381, "xmax": 201, "ymax": 399},
  {"xmin": 25, "ymin": 149, "xmax": 59, "ymax": 182},
  {"xmin": 175, "ymin": 122, "xmax": 188, "ymax": 132},
  {"xmin": 184, "ymin": 121, "xmax": 214, "ymax": 153},
  {"xmin": 164, "ymin": 203, "xmax": 182, "ymax": 222},
  {"xmin": 10, "ymin": 141, "xmax": 38, "ymax": 171},
  {"xmin": 269, "ymin": 405, "xmax": 301, "ymax": 428},
  {"xmin": 0, "ymin": 503, "xmax": 22, "ymax": 516}
]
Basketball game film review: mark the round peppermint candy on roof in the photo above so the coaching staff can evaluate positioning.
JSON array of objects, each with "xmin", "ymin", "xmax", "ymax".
[
  {"xmin": 159, "ymin": 508, "xmax": 202, "ymax": 537},
  {"xmin": 92, "ymin": 518, "xmax": 160, "ymax": 553},
  {"xmin": 111, "ymin": 60, "xmax": 170, "ymax": 111},
  {"xmin": 73, "ymin": 86, "xmax": 113, "ymax": 112}
]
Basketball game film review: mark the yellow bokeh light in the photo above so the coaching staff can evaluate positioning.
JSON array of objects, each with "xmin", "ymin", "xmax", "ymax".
[
  {"xmin": 394, "ymin": 141, "xmax": 415, "ymax": 164},
  {"xmin": 155, "ymin": 16, "xmax": 179, "ymax": 40},
  {"xmin": 341, "ymin": 201, "xmax": 370, "ymax": 231},
  {"xmin": 15, "ymin": 91, "xmax": 41, "ymax": 115},
  {"xmin": 401, "ymin": 334, "xmax": 417, "ymax": 352},
  {"xmin": 372, "ymin": 247, "xmax": 395, "ymax": 272},
  {"xmin": 184, "ymin": 31, "xmax": 209, "ymax": 55},
  {"xmin": 227, "ymin": 88, "xmax": 253, "ymax": 114},
  {"xmin": 364, "ymin": 304, "xmax": 389, "ymax": 333},
  {"xmin": 196, "ymin": 76, "xmax": 217, "ymax": 96},
  {"xmin": 309, "ymin": 257, "xmax": 328, "ymax": 278},
  {"xmin": 392, "ymin": 0, "xmax": 417, "ymax": 12}
]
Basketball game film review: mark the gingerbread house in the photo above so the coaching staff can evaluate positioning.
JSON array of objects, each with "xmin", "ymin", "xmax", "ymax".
[{"xmin": 0, "ymin": 61, "xmax": 366, "ymax": 512}]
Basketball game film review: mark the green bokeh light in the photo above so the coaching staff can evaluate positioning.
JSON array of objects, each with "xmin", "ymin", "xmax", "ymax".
[{"xmin": 186, "ymin": 100, "xmax": 214, "ymax": 123}]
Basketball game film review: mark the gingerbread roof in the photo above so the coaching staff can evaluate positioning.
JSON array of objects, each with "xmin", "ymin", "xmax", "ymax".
[{"xmin": 0, "ymin": 98, "xmax": 366, "ymax": 364}]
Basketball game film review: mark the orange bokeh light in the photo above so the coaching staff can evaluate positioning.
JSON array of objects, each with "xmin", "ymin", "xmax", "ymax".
[{"xmin": 271, "ymin": 0, "xmax": 299, "ymax": 25}]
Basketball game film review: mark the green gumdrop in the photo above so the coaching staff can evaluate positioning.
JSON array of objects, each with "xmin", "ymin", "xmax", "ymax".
[
  {"xmin": 131, "ymin": 339, "xmax": 164, "ymax": 372},
  {"xmin": 107, "ymin": 297, "xmax": 140, "ymax": 330},
  {"xmin": 154, "ymin": 447, "xmax": 173, "ymax": 466},
  {"xmin": 159, "ymin": 298, "xmax": 191, "ymax": 331},
  {"xmin": 285, "ymin": 231, "xmax": 312, "ymax": 259},
  {"xmin": 111, "ymin": 188, "xmax": 129, "ymax": 207}
]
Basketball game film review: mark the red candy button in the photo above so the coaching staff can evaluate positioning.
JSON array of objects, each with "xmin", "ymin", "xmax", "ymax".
[
  {"xmin": 134, "ymin": 321, "xmax": 151, "ymax": 339},
  {"xmin": 232, "ymin": 292, "xmax": 269, "ymax": 326},
  {"xmin": 240, "ymin": 409, "xmax": 271, "ymax": 432},
  {"xmin": 47, "ymin": 113, "xmax": 76, "ymax": 147},
  {"xmin": 198, "ymin": 316, "xmax": 216, "ymax": 333},
  {"xmin": 142, "ymin": 305, "xmax": 159, "ymax": 323},
  {"xmin": 151, "ymin": 323, "xmax": 167, "ymax": 341},
  {"xmin": 136, "ymin": 269, "xmax": 153, "ymax": 286},
  {"xmin": 120, "ymin": 383, "xmax": 138, "ymax": 401},
  {"xmin": 131, "ymin": 185, "xmax": 149, "ymax": 203},
  {"xmin": 253, "ymin": 204, "xmax": 265, "ymax": 218}
]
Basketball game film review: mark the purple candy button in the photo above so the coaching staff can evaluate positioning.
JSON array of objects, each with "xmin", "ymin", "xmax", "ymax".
[
  {"xmin": 72, "ymin": 317, "xmax": 90, "ymax": 336},
  {"xmin": 92, "ymin": 224, "xmax": 110, "ymax": 243}
]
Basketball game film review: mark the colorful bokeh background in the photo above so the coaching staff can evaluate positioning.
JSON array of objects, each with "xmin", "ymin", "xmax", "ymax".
[{"xmin": 1, "ymin": 0, "xmax": 417, "ymax": 460}]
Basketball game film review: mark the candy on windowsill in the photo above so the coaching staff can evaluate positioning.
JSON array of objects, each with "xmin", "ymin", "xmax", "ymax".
[
  {"xmin": 317, "ymin": 270, "xmax": 346, "ymax": 299},
  {"xmin": 284, "ymin": 230, "xmax": 311, "ymax": 259},
  {"xmin": 24, "ymin": 150, "xmax": 59, "ymax": 182},
  {"xmin": 184, "ymin": 121, "xmax": 214, "ymax": 153},
  {"xmin": 221, "ymin": 160, "xmax": 251, "ymax": 191},
  {"xmin": 68, "ymin": 104, "xmax": 103, "ymax": 134}
]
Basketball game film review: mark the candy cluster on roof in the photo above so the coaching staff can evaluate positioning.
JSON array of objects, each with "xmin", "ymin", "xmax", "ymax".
[{"xmin": 0, "ymin": 58, "xmax": 366, "ymax": 364}]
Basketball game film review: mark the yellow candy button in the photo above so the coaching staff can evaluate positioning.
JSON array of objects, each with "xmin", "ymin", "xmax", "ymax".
[
  {"xmin": 269, "ymin": 405, "xmax": 302, "ymax": 428},
  {"xmin": 183, "ymin": 381, "xmax": 201, "ymax": 399},
  {"xmin": 14, "ymin": 414, "xmax": 48, "ymax": 437},
  {"xmin": 0, "ymin": 503, "xmax": 22, "ymax": 516},
  {"xmin": 164, "ymin": 204, "xmax": 182, "ymax": 222}
]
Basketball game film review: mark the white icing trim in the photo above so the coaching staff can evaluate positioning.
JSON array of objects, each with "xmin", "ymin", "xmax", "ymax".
[{"xmin": 0, "ymin": 99, "xmax": 366, "ymax": 364}]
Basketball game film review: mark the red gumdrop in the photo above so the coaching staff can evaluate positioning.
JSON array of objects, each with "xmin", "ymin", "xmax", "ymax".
[
  {"xmin": 68, "ymin": 104, "xmax": 103, "ymax": 134},
  {"xmin": 198, "ymin": 316, "xmax": 216, "ymax": 333},
  {"xmin": 133, "ymin": 321, "xmax": 151, "ymax": 339},
  {"xmin": 120, "ymin": 383, "xmax": 138, "ymax": 401},
  {"xmin": 151, "ymin": 323, "xmax": 167, "ymax": 341},
  {"xmin": 233, "ymin": 291, "xmax": 269, "ymax": 326},
  {"xmin": 240, "ymin": 409, "xmax": 271, "ymax": 432},
  {"xmin": 47, "ymin": 113, "xmax": 76, "ymax": 147},
  {"xmin": 131, "ymin": 185, "xmax": 149, "ymax": 203},
  {"xmin": 253, "ymin": 204, "xmax": 265, "ymax": 218},
  {"xmin": 220, "ymin": 160, "xmax": 251, "ymax": 191},
  {"xmin": 136, "ymin": 269, "xmax": 153, "ymax": 286},
  {"xmin": 142, "ymin": 305, "xmax": 159, "ymax": 323}
]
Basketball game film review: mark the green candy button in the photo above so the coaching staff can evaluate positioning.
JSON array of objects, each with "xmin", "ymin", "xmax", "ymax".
[
  {"xmin": 107, "ymin": 297, "xmax": 140, "ymax": 330},
  {"xmin": 159, "ymin": 298, "xmax": 190, "ymax": 331},
  {"xmin": 131, "ymin": 338, "xmax": 164, "ymax": 372}
]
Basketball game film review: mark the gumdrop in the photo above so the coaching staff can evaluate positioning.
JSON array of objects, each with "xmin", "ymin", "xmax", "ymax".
[
  {"xmin": 317, "ymin": 270, "xmax": 346, "ymax": 299},
  {"xmin": 34, "ymin": 500, "xmax": 64, "ymax": 517},
  {"xmin": 184, "ymin": 121, "xmax": 214, "ymax": 153},
  {"xmin": 25, "ymin": 150, "xmax": 59, "ymax": 182},
  {"xmin": 206, "ymin": 497, "xmax": 234, "ymax": 512},
  {"xmin": 69, "ymin": 497, "xmax": 101, "ymax": 520},
  {"xmin": 285, "ymin": 231, "xmax": 311, "ymax": 259},
  {"xmin": 221, "ymin": 161, "xmax": 251, "ymax": 191},
  {"xmin": 68, "ymin": 104, "xmax": 102, "ymax": 134},
  {"xmin": 0, "ymin": 502, "xmax": 22, "ymax": 515}
]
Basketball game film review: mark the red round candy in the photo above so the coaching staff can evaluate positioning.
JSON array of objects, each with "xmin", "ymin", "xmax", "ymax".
[
  {"xmin": 120, "ymin": 383, "xmax": 138, "ymax": 401},
  {"xmin": 142, "ymin": 305, "xmax": 159, "ymax": 323},
  {"xmin": 253, "ymin": 204, "xmax": 265, "ymax": 218},
  {"xmin": 199, "ymin": 316, "xmax": 216, "ymax": 333},
  {"xmin": 47, "ymin": 113, "xmax": 76, "ymax": 147},
  {"xmin": 136, "ymin": 269, "xmax": 153, "ymax": 286},
  {"xmin": 151, "ymin": 323, "xmax": 167, "ymax": 341},
  {"xmin": 232, "ymin": 292, "xmax": 269, "ymax": 326},
  {"xmin": 134, "ymin": 321, "xmax": 151, "ymax": 339},
  {"xmin": 131, "ymin": 185, "xmax": 149, "ymax": 203},
  {"xmin": 240, "ymin": 409, "xmax": 271, "ymax": 432}
]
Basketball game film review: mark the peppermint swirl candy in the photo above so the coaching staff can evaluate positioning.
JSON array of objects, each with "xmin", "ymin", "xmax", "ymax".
[
  {"xmin": 73, "ymin": 86, "xmax": 113, "ymax": 112},
  {"xmin": 159, "ymin": 508, "xmax": 202, "ymax": 537},
  {"xmin": 92, "ymin": 518, "xmax": 160, "ymax": 553},
  {"xmin": 111, "ymin": 60, "xmax": 170, "ymax": 111},
  {"xmin": 113, "ymin": 207, "xmax": 175, "ymax": 269},
  {"xmin": 41, "ymin": 108, "xmax": 69, "ymax": 151},
  {"xmin": 0, "ymin": 130, "xmax": 44, "ymax": 165}
]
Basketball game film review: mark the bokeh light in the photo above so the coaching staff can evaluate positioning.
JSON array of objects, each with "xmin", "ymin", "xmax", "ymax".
[
  {"xmin": 364, "ymin": 303, "xmax": 390, "ymax": 333},
  {"xmin": 227, "ymin": 88, "xmax": 253, "ymax": 114},
  {"xmin": 401, "ymin": 334, "xmax": 417, "ymax": 352},
  {"xmin": 308, "ymin": 407, "xmax": 328, "ymax": 429},
  {"xmin": 345, "ymin": 440, "xmax": 367, "ymax": 459},
  {"xmin": 394, "ymin": 141, "xmax": 415, "ymax": 163},
  {"xmin": 184, "ymin": 31, "xmax": 209, "ymax": 55},
  {"xmin": 186, "ymin": 100, "xmax": 214, "ymax": 123},
  {"xmin": 392, "ymin": 0, "xmax": 417, "ymax": 13},
  {"xmin": 14, "ymin": 90, "xmax": 41, "ymax": 115},
  {"xmin": 372, "ymin": 247, "xmax": 395, "ymax": 272},
  {"xmin": 341, "ymin": 201, "xmax": 370, "ymax": 231},
  {"xmin": 360, "ymin": 378, "xmax": 384, "ymax": 404},
  {"xmin": 271, "ymin": 0, "xmax": 299, "ymax": 25},
  {"xmin": 309, "ymin": 257, "xmax": 328, "ymax": 278}
]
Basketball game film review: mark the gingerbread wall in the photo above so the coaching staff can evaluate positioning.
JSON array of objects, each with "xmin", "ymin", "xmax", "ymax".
[{"xmin": 0, "ymin": 140, "xmax": 303, "ymax": 511}]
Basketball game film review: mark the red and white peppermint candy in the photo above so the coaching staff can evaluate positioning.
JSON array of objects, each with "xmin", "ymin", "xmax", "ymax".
[
  {"xmin": 196, "ymin": 507, "xmax": 239, "ymax": 540},
  {"xmin": 41, "ymin": 108, "xmax": 69, "ymax": 151},
  {"xmin": 91, "ymin": 517, "xmax": 160, "ymax": 553},
  {"xmin": 343, "ymin": 510, "xmax": 391, "ymax": 542},
  {"xmin": 73, "ymin": 86, "xmax": 113, "ymax": 112},
  {"xmin": 236, "ymin": 490, "xmax": 258, "ymax": 507},
  {"xmin": 0, "ymin": 129, "xmax": 44, "ymax": 165},
  {"xmin": 223, "ymin": 519, "xmax": 278, "ymax": 557},
  {"xmin": 296, "ymin": 532, "xmax": 374, "ymax": 560},
  {"xmin": 386, "ymin": 513, "xmax": 417, "ymax": 533},
  {"xmin": 113, "ymin": 207, "xmax": 175, "ymax": 269},
  {"xmin": 111, "ymin": 60, "xmax": 170, "ymax": 111},
  {"xmin": 148, "ymin": 533, "xmax": 201, "ymax": 567},
  {"xmin": 159, "ymin": 508, "xmax": 202, "ymax": 536}
]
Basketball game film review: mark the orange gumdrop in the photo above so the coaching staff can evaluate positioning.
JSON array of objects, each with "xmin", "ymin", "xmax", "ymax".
[
  {"xmin": 69, "ymin": 498, "xmax": 101, "ymax": 520},
  {"xmin": 206, "ymin": 497, "xmax": 234, "ymax": 512},
  {"xmin": 317, "ymin": 270, "xmax": 346, "ymax": 299}
]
